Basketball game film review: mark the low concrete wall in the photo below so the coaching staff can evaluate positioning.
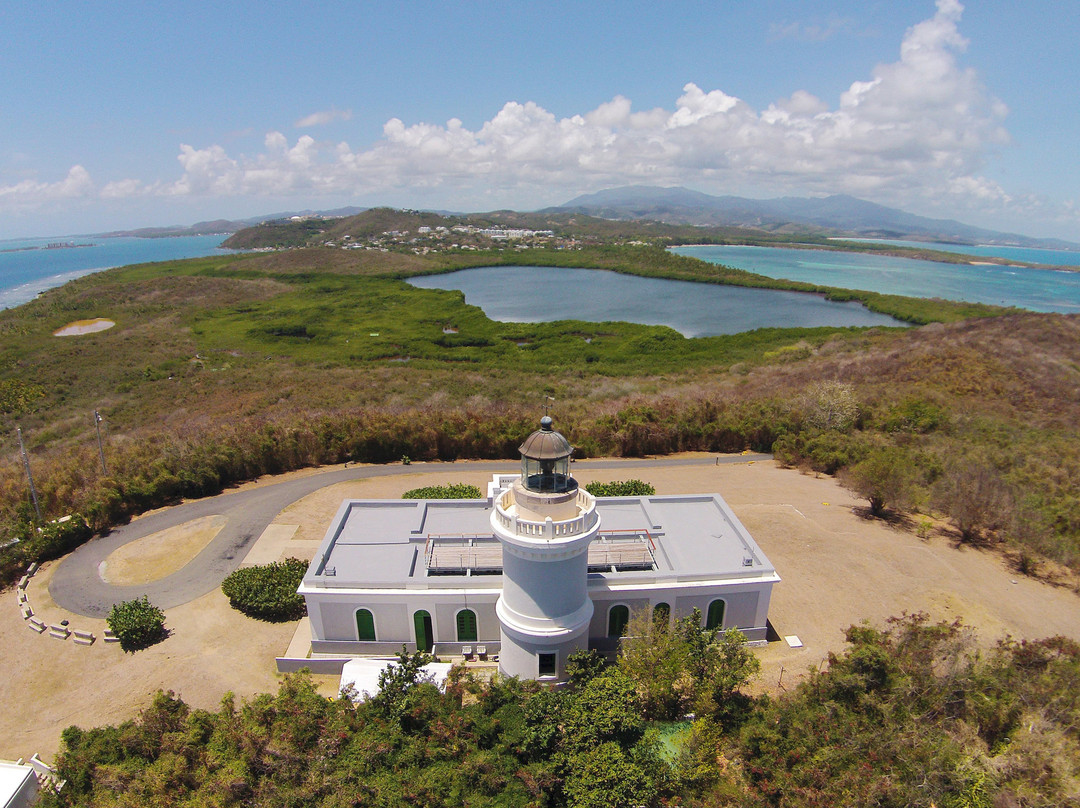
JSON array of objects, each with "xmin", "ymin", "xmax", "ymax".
[{"xmin": 275, "ymin": 656, "xmax": 354, "ymax": 675}]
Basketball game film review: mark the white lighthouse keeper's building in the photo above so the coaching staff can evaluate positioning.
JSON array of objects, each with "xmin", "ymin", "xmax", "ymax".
[{"xmin": 296, "ymin": 417, "xmax": 780, "ymax": 683}]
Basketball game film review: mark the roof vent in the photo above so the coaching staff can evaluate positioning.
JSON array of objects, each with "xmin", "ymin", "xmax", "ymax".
[
  {"xmin": 324, "ymin": 566, "xmax": 337, "ymax": 577},
  {"xmin": 742, "ymin": 555, "xmax": 754, "ymax": 567}
]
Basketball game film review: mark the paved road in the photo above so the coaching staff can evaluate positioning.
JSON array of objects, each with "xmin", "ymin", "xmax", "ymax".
[{"xmin": 49, "ymin": 454, "xmax": 769, "ymax": 617}]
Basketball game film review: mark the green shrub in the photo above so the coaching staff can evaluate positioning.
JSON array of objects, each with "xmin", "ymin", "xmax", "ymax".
[
  {"xmin": 106, "ymin": 596, "xmax": 167, "ymax": 651},
  {"xmin": 401, "ymin": 483, "xmax": 483, "ymax": 499},
  {"xmin": 220, "ymin": 558, "xmax": 308, "ymax": 621},
  {"xmin": 29, "ymin": 514, "xmax": 92, "ymax": 562},
  {"xmin": 584, "ymin": 479, "xmax": 656, "ymax": 497}
]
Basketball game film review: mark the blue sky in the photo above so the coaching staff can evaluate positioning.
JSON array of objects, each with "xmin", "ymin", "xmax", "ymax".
[{"xmin": 3, "ymin": 0, "xmax": 1078, "ymax": 241}]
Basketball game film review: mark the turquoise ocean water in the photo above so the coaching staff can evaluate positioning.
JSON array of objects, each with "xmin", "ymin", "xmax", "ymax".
[
  {"xmin": 671, "ymin": 244, "xmax": 1080, "ymax": 314},
  {"xmin": 0, "ymin": 234, "xmax": 236, "ymax": 310},
  {"xmin": 835, "ymin": 238, "xmax": 1080, "ymax": 267}
]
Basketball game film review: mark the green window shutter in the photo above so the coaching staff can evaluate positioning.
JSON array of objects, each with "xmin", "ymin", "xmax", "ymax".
[
  {"xmin": 608, "ymin": 604, "xmax": 629, "ymax": 638},
  {"xmin": 414, "ymin": 610, "xmax": 433, "ymax": 652},
  {"xmin": 356, "ymin": 609, "xmax": 376, "ymax": 641},
  {"xmin": 456, "ymin": 609, "xmax": 477, "ymax": 642},
  {"xmin": 706, "ymin": 600, "xmax": 725, "ymax": 630}
]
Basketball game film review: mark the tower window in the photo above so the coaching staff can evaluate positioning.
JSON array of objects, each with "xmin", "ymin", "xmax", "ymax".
[{"xmin": 538, "ymin": 652, "xmax": 557, "ymax": 678}]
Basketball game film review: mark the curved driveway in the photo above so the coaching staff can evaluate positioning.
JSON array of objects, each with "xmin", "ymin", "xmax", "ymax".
[{"xmin": 50, "ymin": 454, "xmax": 768, "ymax": 618}]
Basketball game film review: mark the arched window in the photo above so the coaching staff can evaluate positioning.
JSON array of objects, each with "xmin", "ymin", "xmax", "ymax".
[
  {"xmin": 706, "ymin": 599, "xmax": 726, "ymax": 631},
  {"xmin": 608, "ymin": 604, "xmax": 630, "ymax": 638},
  {"xmin": 414, "ymin": 610, "xmax": 433, "ymax": 652},
  {"xmin": 456, "ymin": 608, "xmax": 478, "ymax": 642},
  {"xmin": 356, "ymin": 609, "xmax": 376, "ymax": 641},
  {"xmin": 653, "ymin": 602, "xmax": 670, "ymax": 625}
]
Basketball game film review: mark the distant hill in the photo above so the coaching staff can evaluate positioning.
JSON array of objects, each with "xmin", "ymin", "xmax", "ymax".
[
  {"xmin": 97, "ymin": 207, "xmax": 368, "ymax": 238},
  {"xmin": 554, "ymin": 186, "xmax": 1080, "ymax": 251}
]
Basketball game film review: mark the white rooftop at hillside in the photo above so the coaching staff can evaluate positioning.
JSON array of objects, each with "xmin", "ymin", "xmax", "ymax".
[{"xmin": 306, "ymin": 490, "xmax": 774, "ymax": 587}]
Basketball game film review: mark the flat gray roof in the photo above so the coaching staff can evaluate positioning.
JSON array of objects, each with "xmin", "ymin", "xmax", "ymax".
[{"xmin": 305, "ymin": 492, "xmax": 776, "ymax": 590}]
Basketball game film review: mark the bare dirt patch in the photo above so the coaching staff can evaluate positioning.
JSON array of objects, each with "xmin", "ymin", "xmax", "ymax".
[
  {"xmin": 102, "ymin": 514, "xmax": 227, "ymax": 584},
  {"xmin": 2, "ymin": 561, "xmax": 297, "ymax": 763},
  {"xmin": 53, "ymin": 318, "xmax": 115, "ymax": 336}
]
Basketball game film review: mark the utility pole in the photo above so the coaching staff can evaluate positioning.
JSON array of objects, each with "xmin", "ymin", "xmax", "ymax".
[
  {"xmin": 94, "ymin": 410, "xmax": 107, "ymax": 475},
  {"xmin": 16, "ymin": 426, "xmax": 42, "ymax": 523}
]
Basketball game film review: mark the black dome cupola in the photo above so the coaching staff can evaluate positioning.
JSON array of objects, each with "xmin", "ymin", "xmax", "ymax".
[{"xmin": 518, "ymin": 416, "xmax": 577, "ymax": 493}]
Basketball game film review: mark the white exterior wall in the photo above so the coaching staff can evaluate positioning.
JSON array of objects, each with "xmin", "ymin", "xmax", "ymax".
[
  {"xmin": 500, "ymin": 552, "xmax": 588, "ymax": 623},
  {"xmin": 588, "ymin": 580, "xmax": 772, "ymax": 642},
  {"xmin": 0, "ymin": 763, "xmax": 39, "ymax": 808},
  {"xmin": 498, "ymin": 623, "xmax": 590, "ymax": 681},
  {"xmin": 303, "ymin": 588, "xmax": 501, "ymax": 653}
]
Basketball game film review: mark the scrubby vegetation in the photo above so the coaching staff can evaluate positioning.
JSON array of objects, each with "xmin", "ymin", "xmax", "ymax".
[
  {"xmin": 401, "ymin": 483, "xmax": 484, "ymax": 499},
  {"xmin": 1, "ymin": 211, "xmax": 1078, "ymax": 588},
  {"xmin": 44, "ymin": 615, "xmax": 1080, "ymax": 807},
  {"xmin": 583, "ymin": 479, "xmax": 656, "ymax": 497},
  {"xmin": 105, "ymin": 596, "xmax": 167, "ymax": 652},
  {"xmin": 220, "ymin": 558, "xmax": 307, "ymax": 621}
]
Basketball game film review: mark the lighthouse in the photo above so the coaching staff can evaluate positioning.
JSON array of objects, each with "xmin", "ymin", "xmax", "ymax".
[{"xmin": 490, "ymin": 416, "xmax": 600, "ymax": 680}]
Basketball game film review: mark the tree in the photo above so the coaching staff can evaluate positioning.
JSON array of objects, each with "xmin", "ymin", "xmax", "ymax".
[
  {"xmin": 618, "ymin": 607, "xmax": 695, "ymax": 720},
  {"xmin": 106, "ymin": 596, "xmax": 167, "ymax": 651},
  {"xmin": 371, "ymin": 646, "xmax": 435, "ymax": 722},
  {"xmin": 802, "ymin": 380, "xmax": 860, "ymax": 432},
  {"xmin": 934, "ymin": 456, "xmax": 1014, "ymax": 542},
  {"xmin": 842, "ymin": 444, "xmax": 917, "ymax": 517}
]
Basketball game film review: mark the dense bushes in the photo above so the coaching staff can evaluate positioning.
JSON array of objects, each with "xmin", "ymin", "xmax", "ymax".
[
  {"xmin": 583, "ymin": 479, "xmax": 656, "ymax": 497},
  {"xmin": 105, "ymin": 596, "xmax": 167, "ymax": 652},
  {"xmin": 220, "ymin": 558, "xmax": 307, "ymax": 621},
  {"xmin": 401, "ymin": 483, "xmax": 483, "ymax": 499},
  {"xmin": 45, "ymin": 615, "xmax": 1080, "ymax": 807}
]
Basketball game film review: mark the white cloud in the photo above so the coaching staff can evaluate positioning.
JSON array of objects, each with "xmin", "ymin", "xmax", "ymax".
[
  {"xmin": 0, "ymin": 165, "xmax": 94, "ymax": 207},
  {"xmin": 100, "ymin": 178, "xmax": 146, "ymax": 199},
  {"xmin": 153, "ymin": 0, "xmax": 1025, "ymax": 220},
  {"xmin": 8, "ymin": 0, "xmax": 1074, "ymax": 236},
  {"xmin": 295, "ymin": 108, "xmax": 352, "ymax": 128}
]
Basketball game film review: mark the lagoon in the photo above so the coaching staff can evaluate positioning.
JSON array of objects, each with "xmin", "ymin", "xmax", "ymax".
[
  {"xmin": 671, "ymin": 244, "xmax": 1080, "ymax": 314},
  {"xmin": 407, "ymin": 266, "xmax": 905, "ymax": 337}
]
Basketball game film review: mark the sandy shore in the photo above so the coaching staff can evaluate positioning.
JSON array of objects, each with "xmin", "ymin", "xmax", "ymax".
[{"xmin": 3, "ymin": 455, "xmax": 1078, "ymax": 763}]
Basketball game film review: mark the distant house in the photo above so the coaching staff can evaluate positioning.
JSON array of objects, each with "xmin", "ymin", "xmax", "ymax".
[{"xmin": 298, "ymin": 418, "xmax": 779, "ymax": 682}]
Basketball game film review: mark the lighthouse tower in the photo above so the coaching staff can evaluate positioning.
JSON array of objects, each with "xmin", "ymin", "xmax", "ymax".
[{"xmin": 491, "ymin": 416, "xmax": 600, "ymax": 681}]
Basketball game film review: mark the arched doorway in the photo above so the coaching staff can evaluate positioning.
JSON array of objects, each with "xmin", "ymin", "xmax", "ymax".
[
  {"xmin": 356, "ymin": 608, "xmax": 376, "ymax": 641},
  {"xmin": 608, "ymin": 604, "xmax": 630, "ymax": 638},
  {"xmin": 413, "ymin": 609, "xmax": 433, "ymax": 652},
  {"xmin": 706, "ymin": 599, "xmax": 726, "ymax": 631}
]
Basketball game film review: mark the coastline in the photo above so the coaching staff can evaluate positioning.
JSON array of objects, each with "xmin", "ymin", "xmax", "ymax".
[{"xmin": 0, "ymin": 265, "xmax": 115, "ymax": 311}]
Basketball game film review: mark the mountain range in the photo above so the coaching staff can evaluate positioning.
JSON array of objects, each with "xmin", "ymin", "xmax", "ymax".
[
  {"xmin": 553, "ymin": 186, "xmax": 1080, "ymax": 251},
  {"xmin": 98, "ymin": 188, "xmax": 1078, "ymax": 252}
]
